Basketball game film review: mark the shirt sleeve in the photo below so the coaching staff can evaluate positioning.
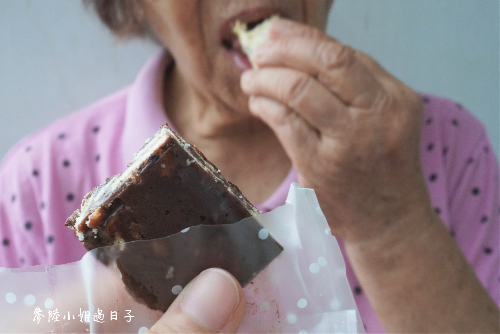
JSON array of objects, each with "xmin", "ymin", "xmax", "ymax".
[{"xmin": 448, "ymin": 128, "xmax": 499, "ymax": 306}]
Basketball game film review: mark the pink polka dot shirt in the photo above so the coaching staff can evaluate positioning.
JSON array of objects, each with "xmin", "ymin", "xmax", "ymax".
[{"xmin": 0, "ymin": 52, "xmax": 498, "ymax": 333}]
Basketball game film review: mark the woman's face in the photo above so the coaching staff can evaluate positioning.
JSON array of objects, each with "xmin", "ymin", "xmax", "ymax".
[{"xmin": 142, "ymin": 0, "xmax": 333, "ymax": 115}]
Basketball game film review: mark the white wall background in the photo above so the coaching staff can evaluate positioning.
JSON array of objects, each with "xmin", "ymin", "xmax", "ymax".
[{"xmin": 0, "ymin": 0, "xmax": 498, "ymax": 160}]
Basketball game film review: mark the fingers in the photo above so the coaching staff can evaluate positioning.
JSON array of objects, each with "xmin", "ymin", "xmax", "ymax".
[
  {"xmin": 148, "ymin": 268, "xmax": 245, "ymax": 334},
  {"xmin": 252, "ymin": 19, "xmax": 385, "ymax": 108},
  {"xmin": 246, "ymin": 96, "xmax": 320, "ymax": 169},
  {"xmin": 267, "ymin": 18, "xmax": 325, "ymax": 40},
  {"xmin": 241, "ymin": 68, "xmax": 349, "ymax": 136},
  {"xmin": 355, "ymin": 50, "xmax": 392, "ymax": 80}
]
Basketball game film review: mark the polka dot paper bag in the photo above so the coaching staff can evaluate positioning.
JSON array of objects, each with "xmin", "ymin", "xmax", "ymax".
[{"xmin": 0, "ymin": 183, "xmax": 363, "ymax": 333}]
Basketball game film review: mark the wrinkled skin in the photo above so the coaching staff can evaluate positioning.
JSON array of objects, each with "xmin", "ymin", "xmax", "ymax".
[
  {"xmin": 240, "ymin": 20, "xmax": 428, "ymax": 243},
  {"xmin": 139, "ymin": 1, "xmax": 499, "ymax": 333},
  {"xmin": 240, "ymin": 19, "xmax": 498, "ymax": 332}
]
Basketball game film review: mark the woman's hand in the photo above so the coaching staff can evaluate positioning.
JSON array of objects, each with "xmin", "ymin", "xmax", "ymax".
[
  {"xmin": 148, "ymin": 268, "xmax": 245, "ymax": 333},
  {"xmin": 240, "ymin": 19, "xmax": 431, "ymax": 243},
  {"xmin": 240, "ymin": 19, "xmax": 500, "ymax": 333}
]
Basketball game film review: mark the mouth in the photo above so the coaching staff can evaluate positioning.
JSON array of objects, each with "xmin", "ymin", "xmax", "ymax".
[
  {"xmin": 220, "ymin": 7, "xmax": 285, "ymax": 70},
  {"xmin": 221, "ymin": 17, "xmax": 267, "ymax": 51}
]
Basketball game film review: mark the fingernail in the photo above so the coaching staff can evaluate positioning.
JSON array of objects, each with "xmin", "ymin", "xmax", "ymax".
[
  {"xmin": 181, "ymin": 268, "xmax": 240, "ymax": 332},
  {"xmin": 240, "ymin": 71, "xmax": 253, "ymax": 90}
]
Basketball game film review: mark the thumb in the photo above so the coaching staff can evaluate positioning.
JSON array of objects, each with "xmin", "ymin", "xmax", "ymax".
[{"xmin": 147, "ymin": 268, "xmax": 245, "ymax": 333}]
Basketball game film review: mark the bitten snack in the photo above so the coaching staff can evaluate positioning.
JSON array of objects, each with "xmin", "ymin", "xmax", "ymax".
[
  {"xmin": 233, "ymin": 15, "xmax": 279, "ymax": 68},
  {"xmin": 65, "ymin": 123, "xmax": 283, "ymax": 311}
]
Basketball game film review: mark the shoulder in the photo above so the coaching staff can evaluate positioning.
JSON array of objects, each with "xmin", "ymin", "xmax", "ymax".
[
  {"xmin": 0, "ymin": 87, "xmax": 130, "ymax": 267},
  {"xmin": 1, "ymin": 87, "xmax": 130, "ymax": 175}
]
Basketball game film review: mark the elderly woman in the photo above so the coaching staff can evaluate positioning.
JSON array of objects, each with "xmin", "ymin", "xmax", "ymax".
[{"xmin": 0, "ymin": 0, "xmax": 498, "ymax": 333}]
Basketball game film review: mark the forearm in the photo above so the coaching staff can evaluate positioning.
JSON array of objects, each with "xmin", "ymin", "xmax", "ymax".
[{"xmin": 345, "ymin": 207, "xmax": 499, "ymax": 333}]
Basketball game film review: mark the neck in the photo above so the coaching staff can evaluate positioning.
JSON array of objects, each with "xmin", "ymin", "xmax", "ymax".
[{"xmin": 163, "ymin": 64, "xmax": 291, "ymax": 204}]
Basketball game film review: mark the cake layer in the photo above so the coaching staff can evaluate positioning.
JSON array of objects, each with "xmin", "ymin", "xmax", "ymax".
[{"xmin": 65, "ymin": 124, "xmax": 259, "ymax": 251}]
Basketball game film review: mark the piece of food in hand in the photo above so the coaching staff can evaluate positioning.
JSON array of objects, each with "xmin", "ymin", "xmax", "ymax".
[
  {"xmin": 65, "ymin": 123, "xmax": 283, "ymax": 312},
  {"xmin": 65, "ymin": 123, "xmax": 259, "ymax": 249},
  {"xmin": 233, "ymin": 15, "xmax": 279, "ymax": 68}
]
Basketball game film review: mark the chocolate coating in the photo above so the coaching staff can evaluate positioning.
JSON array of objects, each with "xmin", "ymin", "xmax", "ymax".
[
  {"xmin": 73, "ymin": 137, "xmax": 257, "ymax": 250},
  {"xmin": 65, "ymin": 125, "xmax": 283, "ymax": 312}
]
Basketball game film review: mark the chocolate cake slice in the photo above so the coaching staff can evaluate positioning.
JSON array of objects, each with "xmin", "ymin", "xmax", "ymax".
[
  {"xmin": 66, "ymin": 124, "xmax": 260, "ymax": 250},
  {"xmin": 65, "ymin": 124, "xmax": 283, "ymax": 311}
]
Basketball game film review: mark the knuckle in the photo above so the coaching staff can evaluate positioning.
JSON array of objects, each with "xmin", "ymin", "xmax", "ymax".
[
  {"xmin": 270, "ymin": 104, "xmax": 294, "ymax": 128},
  {"xmin": 251, "ymin": 96, "xmax": 291, "ymax": 128},
  {"xmin": 381, "ymin": 92, "xmax": 421, "ymax": 155},
  {"xmin": 355, "ymin": 50, "xmax": 376, "ymax": 68},
  {"xmin": 320, "ymin": 42, "xmax": 356, "ymax": 72},
  {"xmin": 285, "ymin": 74, "xmax": 310, "ymax": 108},
  {"xmin": 274, "ymin": 106, "xmax": 292, "ymax": 124}
]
